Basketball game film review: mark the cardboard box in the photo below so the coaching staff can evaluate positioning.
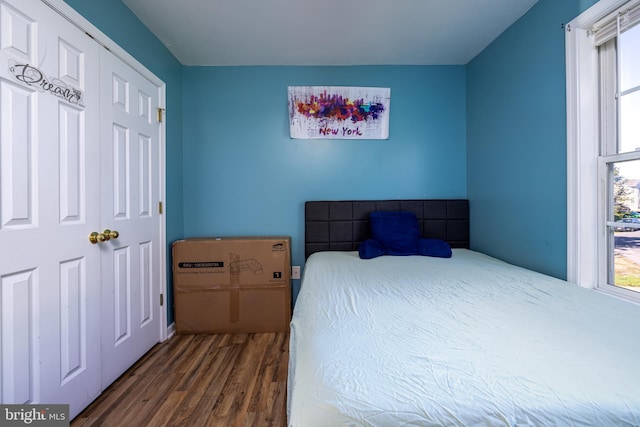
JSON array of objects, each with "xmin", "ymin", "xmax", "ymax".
[{"xmin": 172, "ymin": 236, "xmax": 291, "ymax": 334}]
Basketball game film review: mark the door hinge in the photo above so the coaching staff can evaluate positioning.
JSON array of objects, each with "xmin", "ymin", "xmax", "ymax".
[
  {"xmin": 157, "ymin": 107, "xmax": 165, "ymax": 123},
  {"xmin": 158, "ymin": 201, "xmax": 163, "ymax": 214},
  {"xmin": 160, "ymin": 294, "xmax": 164, "ymax": 306}
]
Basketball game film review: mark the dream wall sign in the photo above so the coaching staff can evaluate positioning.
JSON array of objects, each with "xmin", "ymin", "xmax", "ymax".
[
  {"xmin": 8, "ymin": 60, "xmax": 84, "ymax": 107},
  {"xmin": 288, "ymin": 86, "xmax": 390, "ymax": 139}
]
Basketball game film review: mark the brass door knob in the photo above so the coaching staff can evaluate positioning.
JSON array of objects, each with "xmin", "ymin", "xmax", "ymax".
[
  {"xmin": 89, "ymin": 230, "xmax": 119, "ymax": 244},
  {"xmin": 89, "ymin": 232, "xmax": 108, "ymax": 244},
  {"xmin": 104, "ymin": 229, "xmax": 119, "ymax": 239}
]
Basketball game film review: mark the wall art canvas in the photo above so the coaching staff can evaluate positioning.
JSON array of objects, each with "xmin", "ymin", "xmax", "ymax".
[{"xmin": 288, "ymin": 86, "xmax": 390, "ymax": 139}]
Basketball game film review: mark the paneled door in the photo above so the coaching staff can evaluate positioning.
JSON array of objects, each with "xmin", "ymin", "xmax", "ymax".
[
  {"xmin": 0, "ymin": 0, "xmax": 163, "ymax": 419},
  {"xmin": 99, "ymin": 50, "xmax": 161, "ymax": 387},
  {"xmin": 0, "ymin": 0, "xmax": 102, "ymax": 415}
]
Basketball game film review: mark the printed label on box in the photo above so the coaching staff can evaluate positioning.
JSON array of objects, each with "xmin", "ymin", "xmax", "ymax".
[{"xmin": 178, "ymin": 261, "xmax": 224, "ymax": 268}]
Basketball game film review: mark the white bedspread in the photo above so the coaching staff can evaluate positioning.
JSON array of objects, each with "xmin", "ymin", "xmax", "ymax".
[{"xmin": 287, "ymin": 250, "xmax": 640, "ymax": 426}]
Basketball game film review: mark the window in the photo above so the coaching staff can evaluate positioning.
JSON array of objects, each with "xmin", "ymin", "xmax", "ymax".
[
  {"xmin": 600, "ymin": 16, "xmax": 640, "ymax": 298},
  {"xmin": 567, "ymin": 0, "xmax": 640, "ymax": 304}
]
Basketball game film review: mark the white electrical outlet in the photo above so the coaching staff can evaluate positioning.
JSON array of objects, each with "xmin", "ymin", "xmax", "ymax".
[{"xmin": 291, "ymin": 266, "xmax": 301, "ymax": 280}]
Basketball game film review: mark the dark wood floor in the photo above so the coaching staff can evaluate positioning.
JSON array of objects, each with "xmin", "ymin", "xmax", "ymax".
[{"xmin": 71, "ymin": 332, "xmax": 289, "ymax": 427}]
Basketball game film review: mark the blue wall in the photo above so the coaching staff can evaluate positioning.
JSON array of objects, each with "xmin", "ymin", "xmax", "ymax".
[
  {"xmin": 466, "ymin": 0, "xmax": 597, "ymax": 279},
  {"xmin": 182, "ymin": 66, "xmax": 467, "ymax": 300},
  {"xmin": 63, "ymin": 0, "xmax": 184, "ymax": 324}
]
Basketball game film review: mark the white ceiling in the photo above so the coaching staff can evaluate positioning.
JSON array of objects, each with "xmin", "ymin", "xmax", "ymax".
[{"xmin": 121, "ymin": 0, "xmax": 540, "ymax": 66}]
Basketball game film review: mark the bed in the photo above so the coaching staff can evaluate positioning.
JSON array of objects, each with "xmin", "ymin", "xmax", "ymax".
[{"xmin": 287, "ymin": 199, "xmax": 640, "ymax": 426}]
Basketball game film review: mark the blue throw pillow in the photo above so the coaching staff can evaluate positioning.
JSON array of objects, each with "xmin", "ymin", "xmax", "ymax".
[
  {"xmin": 370, "ymin": 211, "xmax": 420, "ymax": 255},
  {"xmin": 358, "ymin": 239, "xmax": 387, "ymax": 259},
  {"xmin": 418, "ymin": 238, "xmax": 452, "ymax": 258}
]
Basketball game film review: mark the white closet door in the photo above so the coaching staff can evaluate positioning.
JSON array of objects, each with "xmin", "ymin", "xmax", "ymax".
[
  {"xmin": 0, "ymin": 0, "xmax": 101, "ymax": 417},
  {"xmin": 99, "ymin": 49, "xmax": 162, "ymax": 388},
  {"xmin": 0, "ymin": 0, "xmax": 164, "ymax": 419}
]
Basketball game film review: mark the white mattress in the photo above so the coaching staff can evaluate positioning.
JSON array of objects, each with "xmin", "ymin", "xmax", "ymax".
[{"xmin": 288, "ymin": 250, "xmax": 640, "ymax": 426}]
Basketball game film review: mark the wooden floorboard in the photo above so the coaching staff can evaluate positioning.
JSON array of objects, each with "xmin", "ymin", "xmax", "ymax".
[{"xmin": 71, "ymin": 332, "xmax": 289, "ymax": 427}]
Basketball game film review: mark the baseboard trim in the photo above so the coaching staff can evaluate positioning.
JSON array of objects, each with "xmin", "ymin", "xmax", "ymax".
[{"xmin": 165, "ymin": 322, "xmax": 176, "ymax": 341}]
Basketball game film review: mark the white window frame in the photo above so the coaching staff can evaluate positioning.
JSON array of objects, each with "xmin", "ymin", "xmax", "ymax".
[{"xmin": 566, "ymin": 0, "xmax": 640, "ymax": 304}]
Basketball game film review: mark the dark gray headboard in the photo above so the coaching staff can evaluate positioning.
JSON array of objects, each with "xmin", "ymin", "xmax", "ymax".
[{"xmin": 305, "ymin": 199, "xmax": 469, "ymax": 259}]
